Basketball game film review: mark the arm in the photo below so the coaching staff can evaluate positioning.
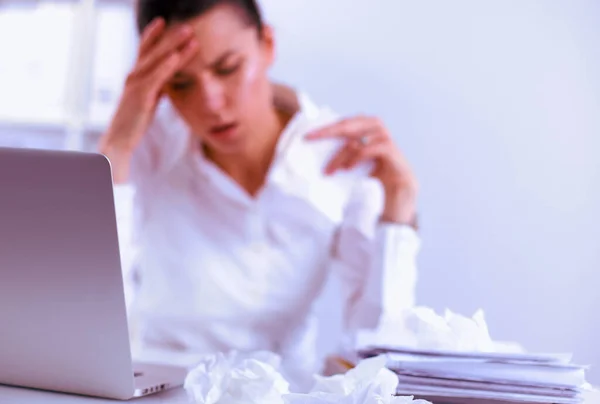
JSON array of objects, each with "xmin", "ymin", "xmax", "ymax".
[
  {"xmin": 114, "ymin": 184, "xmax": 139, "ymax": 311},
  {"xmin": 110, "ymin": 112, "xmax": 166, "ymax": 349},
  {"xmin": 111, "ymin": 119, "xmax": 162, "ymax": 313},
  {"xmin": 306, "ymin": 115, "xmax": 420, "ymax": 346},
  {"xmin": 332, "ymin": 179, "xmax": 420, "ymax": 333},
  {"xmin": 98, "ymin": 17, "xmax": 198, "ymax": 184}
]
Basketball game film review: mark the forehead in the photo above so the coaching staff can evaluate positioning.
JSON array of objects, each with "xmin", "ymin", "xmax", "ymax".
[{"xmin": 168, "ymin": 4, "xmax": 256, "ymax": 61}]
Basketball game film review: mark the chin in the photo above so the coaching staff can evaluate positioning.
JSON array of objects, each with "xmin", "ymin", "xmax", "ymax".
[{"xmin": 204, "ymin": 134, "xmax": 247, "ymax": 155}]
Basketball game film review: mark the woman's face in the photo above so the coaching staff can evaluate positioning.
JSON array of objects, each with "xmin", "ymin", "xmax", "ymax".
[{"xmin": 164, "ymin": 5, "xmax": 275, "ymax": 154}]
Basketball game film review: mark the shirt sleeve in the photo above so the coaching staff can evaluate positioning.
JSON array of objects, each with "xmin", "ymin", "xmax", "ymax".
[
  {"xmin": 330, "ymin": 178, "xmax": 421, "ymax": 334},
  {"xmin": 112, "ymin": 118, "xmax": 160, "ymax": 312},
  {"xmin": 113, "ymin": 183, "xmax": 139, "ymax": 312}
]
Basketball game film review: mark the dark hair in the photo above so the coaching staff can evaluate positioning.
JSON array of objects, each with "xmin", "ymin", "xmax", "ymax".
[{"xmin": 136, "ymin": 0, "xmax": 264, "ymax": 35}]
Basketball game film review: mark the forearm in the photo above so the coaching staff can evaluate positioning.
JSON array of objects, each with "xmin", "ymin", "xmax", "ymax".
[
  {"xmin": 369, "ymin": 223, "xmax": 420, "ymax": 312},
  {"xmin": 98, "ymin": 133, "xmax": 135, "ymax": 185},
  {"xmin": 342, "ymin": 223, "xmax": 420, "ymax": 332},
  {"xmin": 380, "ymin": 186, "xmax": 418, "ymax": 226}
]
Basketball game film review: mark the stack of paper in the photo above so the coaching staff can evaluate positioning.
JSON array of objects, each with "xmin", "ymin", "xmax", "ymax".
[{"xmin": 357, "ymin": 346, "xmax": 590, "ymax": 404}]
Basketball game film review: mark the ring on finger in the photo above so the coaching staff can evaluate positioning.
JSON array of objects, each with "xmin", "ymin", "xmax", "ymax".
[{"xmin": 358, "ymin": 135, "xmax": 370, "ymax": 146}]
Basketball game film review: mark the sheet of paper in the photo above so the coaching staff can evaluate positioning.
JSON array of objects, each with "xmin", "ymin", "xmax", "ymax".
[
  {"xmin": 394, "ymin": 374, "xmax": 581, "ymax": 397},
  {"xmin": 395, "ymin": 385, "xmax": 582, "ymax": 404},
  {"xmin": 359, "ymin": 346, "xmax": 573, "ymax": 365},
  {"xmin": 387, "ymin": 361, "xmax": 586, "ymax": 389}
]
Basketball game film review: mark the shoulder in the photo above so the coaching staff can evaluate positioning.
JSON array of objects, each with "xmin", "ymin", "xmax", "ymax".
[
  {"xmin": 279, "ymin": 91, "xmax": 369, "ymax": 178},
  {"xmin": 281, "ymin": 90, "xmax": 375, "ymax": 185}
]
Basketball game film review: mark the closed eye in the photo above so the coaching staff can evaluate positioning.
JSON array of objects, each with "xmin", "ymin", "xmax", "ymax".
[
  {"xmin": 170, "ymin": 81, "xmax": 194, "ymax": 91},
  {"xmin": 215, "ymin": 62, "xmax": 241, "ymax": 76}
]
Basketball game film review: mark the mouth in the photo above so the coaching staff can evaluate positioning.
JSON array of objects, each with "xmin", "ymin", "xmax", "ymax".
[{"xmin": 209, "ymin": 122, "xmax": 239, "ymax": 138}]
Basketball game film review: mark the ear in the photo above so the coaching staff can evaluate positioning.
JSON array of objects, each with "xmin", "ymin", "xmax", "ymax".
[{"xmin": 260, "ymin": 24, "xmax": 276, "ymax": 67}]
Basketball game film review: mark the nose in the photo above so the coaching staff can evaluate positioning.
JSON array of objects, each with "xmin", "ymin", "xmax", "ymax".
[{"xmin": 199, "ymin": 76, "xmax": 226, "ymax": 114}]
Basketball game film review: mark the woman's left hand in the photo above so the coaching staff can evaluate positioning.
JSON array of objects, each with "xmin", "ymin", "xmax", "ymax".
[{"xmin": 306, "ymin": 116, "xmax": 418, "ymax": 225}]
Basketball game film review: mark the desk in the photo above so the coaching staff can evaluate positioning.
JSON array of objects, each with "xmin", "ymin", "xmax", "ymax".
[
  {"xmin": 3, "ymin": 382, "xmax": 600, "ymax": 404},
  {"xmin": 0, "ymin": 384, "xmax": 189, "ymax": 403}
]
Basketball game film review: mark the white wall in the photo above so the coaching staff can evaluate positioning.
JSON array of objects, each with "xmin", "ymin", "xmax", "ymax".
[{"xmin": 261, "ymin": 0, "xmax": 600, "ymax": 381}]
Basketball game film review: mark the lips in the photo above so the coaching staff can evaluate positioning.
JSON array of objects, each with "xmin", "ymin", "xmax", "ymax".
[{"xmin": 210, "ymin": 122, "xmax": 238, "ymax": 137}]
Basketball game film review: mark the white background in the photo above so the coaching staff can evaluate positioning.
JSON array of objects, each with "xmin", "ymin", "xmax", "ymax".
[
  {"xmin": 1, "ymin": 0, "xmax": 599, "ymax": 382},
  {"xmin": 259, "ymin": 0, "xmax": 600, "ymax": 381}
]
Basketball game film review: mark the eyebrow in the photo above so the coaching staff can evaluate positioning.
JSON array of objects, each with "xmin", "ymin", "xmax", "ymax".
[
  {"xmin": 172, "ymin": 50, "xmax": 238, "ymax": 79},
  {"xmin": 209, "ymin": 50, "xmax": 236, "ymax": 69}
]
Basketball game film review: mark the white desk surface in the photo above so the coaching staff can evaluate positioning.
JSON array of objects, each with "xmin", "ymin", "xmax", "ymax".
[
  {"xmin": 0, "ymin": 384, "xmax": 189, "ymax": 403},
  {"xmin": 3, "ymin": 383, "xmax": 600, "ymax": 404}
]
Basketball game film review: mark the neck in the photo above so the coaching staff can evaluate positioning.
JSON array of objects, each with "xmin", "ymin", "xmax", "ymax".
[
  {"xmin": 203, "ymin": 83, "xmax": 300, "ymax": 196},
  {"xmin": 206, "ymin": 106, "xmax": 286, "ymax": 196}
]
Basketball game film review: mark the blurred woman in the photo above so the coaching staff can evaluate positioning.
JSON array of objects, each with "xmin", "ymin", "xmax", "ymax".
[{"xmin": 99, "ymin": 0, "xmax": 420, "ymax": 389}]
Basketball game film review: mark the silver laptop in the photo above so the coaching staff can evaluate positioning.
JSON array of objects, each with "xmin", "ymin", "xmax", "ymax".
[{"xmin": 0, "ymin": 147, "xmax": 186, "ymax": 400}]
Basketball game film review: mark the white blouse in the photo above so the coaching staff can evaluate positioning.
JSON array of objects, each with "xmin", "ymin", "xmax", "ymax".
[{"xmin": 113, "ymin": 89, "xmax": 420, "ymax": 388}]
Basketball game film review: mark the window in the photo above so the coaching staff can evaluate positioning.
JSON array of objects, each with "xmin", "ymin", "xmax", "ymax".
[
  {"xmin": 0, "ymin": 2, "xmax": 76, "ymax": 124},
  {"xmin": 89, "ymin": 3, "xmax": 137, "ymax": 128},
  {"xmin": 0, "ymin": 0, "xmax": 138, "ymax": 151}
]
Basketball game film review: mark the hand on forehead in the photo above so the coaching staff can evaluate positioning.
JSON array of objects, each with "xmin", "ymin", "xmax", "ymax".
[{"xmin": 160, "ymin": 5, "xmax": 261, "ymax": 70}]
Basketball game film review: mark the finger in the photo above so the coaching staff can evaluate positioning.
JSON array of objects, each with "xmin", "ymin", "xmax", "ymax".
[
  {"xmin": 136, "ymin": 25, "xmax": 194, "ymax": 76},
  {"xmin": 147, "ymin": 53, "xmax": 183, "ymax": 93},
  {"xmin": 176, "ymin": 37, "xmax": 199, "ymax": 68},
  {"xmin": 324, "ymin": 141, "xmax": 361, "ymax": 175},
  {"xmin": 138, "ymin": 18, "xmax": 166, "ymax": 55},
  {"xmin": 143, "ymin": 38, "xmax": 198, "ymax": 97},
  {"xmin": 345, "ymin": 139, "xmax": 388, "ymax": 170},
  {"xmin": 306, "ymin": 116, "xmax": 380, "ymax": 140},
  {"xmin": 137, "ymin": 26, "xmax": 193, "ymax": 74}
]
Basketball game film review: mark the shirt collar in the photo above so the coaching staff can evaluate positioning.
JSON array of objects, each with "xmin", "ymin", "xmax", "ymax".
[{"xmin": 152, "ymin": 84, "xmax": 341, "ymax": 191}]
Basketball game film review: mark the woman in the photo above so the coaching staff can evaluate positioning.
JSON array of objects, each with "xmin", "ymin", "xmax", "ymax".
[{"xmin": 100, "ymin": 0, "xmax": 420, "ymax": 389}]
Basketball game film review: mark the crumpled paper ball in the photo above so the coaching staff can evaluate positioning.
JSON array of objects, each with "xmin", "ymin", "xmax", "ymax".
[
  {"xmin": 406, "ymin": 307, "xmax": 494, "ymax": 352},
  {"xmin": 184, "ymin": 351, "xmax": 290, "ymax": 404},
  {"xmin": 284, "ymin": 356, "xmax": 431, "ymax": 404},
  {"xmin": 356, "ymin": 306, "xmax": 524, "ymax": 353}
]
